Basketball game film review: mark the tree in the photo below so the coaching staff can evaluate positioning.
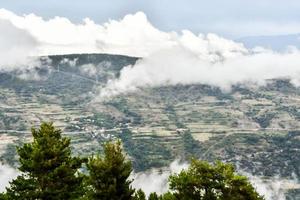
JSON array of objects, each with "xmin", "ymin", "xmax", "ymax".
[
  {"xmin": 168, "ymin": 159, "xmax": 264, "ymax": 200},
  {"xmin": 133, "ymin": 189, "xmax": 146, "ymax": 200},
  {"xmin": 4, "ymin": 122, "xmax": 85, "ymax": 200},
  {"xmin": 85, "ymin": 140, "xmax": 135, "ymax": 200},
  {"xmin": 160, "ymin": 192, "xmax": 176, "ymax": 200},
  {"xmin": 1, "ymin": 122, "xmax": 265, "ymax": 200},
  {"xmin": 148, "ymin": 192, "xmax": 160, "ymax": 200}
]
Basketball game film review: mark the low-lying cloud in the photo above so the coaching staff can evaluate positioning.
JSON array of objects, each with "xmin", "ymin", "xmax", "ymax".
[
  {"xmin": 132, "ymin": 160, "xmax": 188, "ymax": 196},
  {"xmin": 1, "ymin": 161, "xmax": 297, "ymax": 199},
  {"xmin": 244, "ymin": 172, "xmax": 299, "ymax": 200},
  {"xmin": 1, "ymin": 8, "xmax": 300, "ymax": 98},
  {"xmin": 0, "ymin": 165, "xmax": 18, "ymax": 192},
  {"xmin": 0, "ymin": 161, "xmax": 298, "ymax": 200},
  {"xmin": 0, "ymin": 18, "xmax": 39, "ymax": 71},
  {"xmin": 132, "ymin": 161, "xmax": 299, "ymax": 200},
  {"xmin": 98, "ymin": 48, "xmax": 300, "ymax": 99}
]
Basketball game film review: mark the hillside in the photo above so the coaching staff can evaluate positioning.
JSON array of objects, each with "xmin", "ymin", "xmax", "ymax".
[{"xmin": 0, "ymin": 53, "xmax": 299, "ymax": 198}]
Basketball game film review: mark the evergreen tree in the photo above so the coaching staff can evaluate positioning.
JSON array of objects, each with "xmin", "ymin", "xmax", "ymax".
[
  {"xmin": 168, "ymin": 159, "xmax": 264, "ymax": 200},
  {"xmin": 160, "ymin": 192, "xmax": 176, "ymax": 200},
  {"xmin": 148, "ymin": 192, "xmax": 159, "ymax": 200},
  {"xmin": 86, "ymin": 140, "xmax": 135, "ymax": 200},
  {"xmin": 4, "ymin": 122, "xmax": 85, "ymax": 200},
  {"xmin": 133, "ymin": 189, "xmax": 146, "ymax": 200},
  {"xmin": 1, "ymin": 122, "xmax": 266, "ymax": 200}
]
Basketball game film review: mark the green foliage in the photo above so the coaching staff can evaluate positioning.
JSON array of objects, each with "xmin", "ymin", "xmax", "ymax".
[
  {"xmin": 106, "ymin": 98, "xmax": 142, "ymax": 125},
  {"xmin": 4, "ymin": 122, "xmax": 85, "ymax": 200},
  {"xmin": 148, "ymin": 192, "xmax": 160, "ymax": 200},
  {"xmin": 253, "ymin": 112, "xmax": 276, "ymax": 129},
  {"xmin": 181, "ymin": 131, "xmax": 202, "ymax": 159},
  {"xmin": 0, "ymin": 142, "xmax": 20, "ymax": 167},
  {"xmin": 119, "ymin": 129, "xmax": 173, "ymax": 171},
  {"xmin": 85, "ymin": 140, "xmax": 135, "ymax": 200},
  {"xmin": 1, "ymin": 122, "xmax": 266, "ymax": 200},
  {"xmin": 160, "ymin": 192, "xmax": 176, "ymax": 200},
  {"xmin": 168, "ymin": 159, "xmax": 264, "ymax": 200},
  {"xmin": 0, "ymin": 111, "xmax": 22, "ymax": 130},
  {"xmin": 164, "ymin": 105, "xmax": 185, "ymax": 129},
  {"xmin": 133, "ymin": 189, "xmax": 146, "ymax": 200}
]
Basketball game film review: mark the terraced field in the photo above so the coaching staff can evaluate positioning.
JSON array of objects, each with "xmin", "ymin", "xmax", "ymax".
[{"xmin": 0, "ymin": 54, "xmax": 299, "ymax": 197}]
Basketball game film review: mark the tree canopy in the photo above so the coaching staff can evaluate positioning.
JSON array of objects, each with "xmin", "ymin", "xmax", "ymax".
[
  {"xmin": 3, "ymin": 122, "xmax": 85, "ymax": 200},
  {"xmin": 168, "ymin": 159, "xmax": 264, "ymax": 200},
  {"xmin": 85, "ymin": 140, "xmax": 135, "ymax": 200},
  {"xmin": 1, "ymin": 122, "xmax": 264, "ymax": 200}
]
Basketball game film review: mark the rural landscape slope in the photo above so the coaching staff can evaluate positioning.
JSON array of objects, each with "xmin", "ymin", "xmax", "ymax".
[{"xmin": 0, "ymin": 54, "xmax": 299, "ymax": 198}]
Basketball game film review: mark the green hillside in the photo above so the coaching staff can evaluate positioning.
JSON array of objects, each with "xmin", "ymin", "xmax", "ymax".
[{"xmin": 0, "ymin": 53, "xmax": 299, "ymax": 198}]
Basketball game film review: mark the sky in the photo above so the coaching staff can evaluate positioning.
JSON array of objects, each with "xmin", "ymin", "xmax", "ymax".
[{"xmin": 1, "ymin": 0, "xmax": 300, "ymax": 38}]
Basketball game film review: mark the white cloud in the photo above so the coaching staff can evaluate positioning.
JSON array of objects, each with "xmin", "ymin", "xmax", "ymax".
[
  {"xmin": 131, "ymin": 160, "xmax": 188, "ymax": 196},
  {"xmin": 1, "ymin": 8, "xmax": 300, "ymax": 98},
  {"xmin": 0, "ymin": 18, "xmax": 39, "ymax": 70},
  {"xmin": 0, "ymin": 14, "xmax": 48, "ymax": 80},
  {"xmin": 132, "ymin": 160, "xmax": 297, "ymax": 200},
  {"xmin": 0, "ymin": 161, "xmax": 297, "ymax": 199},
  {"xmin": 0, "ymin": 8, "xmax": 246, "ymax": 58},
  {"xmin": 244, "ymin": 172, "xmax": 299, "ymax": 200},
  {"xmin": 80, "ymin": 64, "xmax": 97, "ymax": 77},
  {"xmin": 0, "ymin": 165, "xmax": 19, "ymax": 192},
  {"xmin": 97, "ymin": 48, "xmax": 300, "ymax": 99},
  {"xmin": 0, "ymin": 9, "xmax": 176, "ymax": 57}
]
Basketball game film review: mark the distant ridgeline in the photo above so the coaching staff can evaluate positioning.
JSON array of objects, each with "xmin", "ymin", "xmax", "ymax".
[{"xmin": 0, "ymin": 53, "xmax": 299, "ymax": 198}]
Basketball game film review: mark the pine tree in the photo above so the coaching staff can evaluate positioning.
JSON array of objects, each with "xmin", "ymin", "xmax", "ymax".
[
  {"xmin": 4, "ymin": 122, "xmax": 85, "ymax": 200},
  {"xmin": 133, "ymin": 189, "xmax": 146, "ymax": 200},
  {"xmin": 148, "ymin": 192, "xmax": 159, "ymax": 200},
  {"xmin": 168, "ymin": 159, "xmax": 264, "ymax": 200},
  {"xmin": 159, "ymin": 192, "xmax": 176, "ymax": 200},
  {"xmin": 85, "ymin": 140, "xmax": 135, "ymax": 200}
]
